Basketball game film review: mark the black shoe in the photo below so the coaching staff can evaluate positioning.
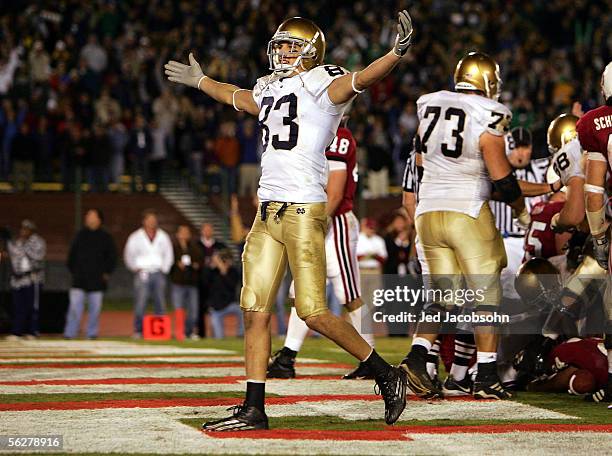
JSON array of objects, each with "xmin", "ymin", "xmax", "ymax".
[
  {"xmin": 473, "ymin": 373, "xmax": 512, "ymax": 400},
  {"xmin": 267, "ymin": 347, "xmax": 296, "ymax": 379},
  {"xmin": 202, "ymin": 403, "xmax": 269, "ymax": 431},
  {"xmin": 374, "ymin": 366, "xmax": 407, "ymax": 425},
  {"xmin": 400, "ymin": 353, "xmax": 442, "ymax": 399},
  {"xmin": 442, "ymin": 375, "xmax": 472, "ymax": 397},
  {"xmin": 584, "ymin": 383, "xmax": 612, "ymax": 403},
  {"xmin": 431, "ymin": 374, "xmax": 443, "ymax": 392},
  {"xmin": 342, "ymin": 361, "xmax": 375, "ymax": 379}
]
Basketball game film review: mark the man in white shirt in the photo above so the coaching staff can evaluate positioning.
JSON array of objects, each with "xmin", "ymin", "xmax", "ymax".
[
  {"xmin": 357, "ymin": 218, "xmax": 388, "ymax": 319},
  {"xmin": 124, "ymin": 210, "xmax": 174, "ymax": 338}
]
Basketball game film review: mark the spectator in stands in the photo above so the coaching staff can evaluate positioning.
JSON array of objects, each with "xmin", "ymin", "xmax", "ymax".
[
  {"xmin": 214, "ymin": 121, "xmax": 240, "ymax": 194},
  {"xmin": 64, "ymin": 209, "xmax": 117, "ymax": 339},
  {"xmin": 170, "ymin": 225, "xmax": 202, "ymax": 340},
  {"xmin": 94, "ymin": 89, "xmax": 121, "ymax": 126},
  {"xmin": 0, "ymin": 46, "xmax": 21, "ymax": 96},
  {"xmin": 5, "ymin": 220, "xmax": 46, "ymax": 340},
  {"xmin": 123, "ymin": 209, "xmax": 174, "ymax": 339},
  {"xmin": 206, "ymin": 249, "xmax": 242, "ymax": 339},
  {"xmin": 10, "ymin": 122, "xmax": 37, "ymax": 192},
  {"xmin": 237, "ymin": 119, "xmax": 260, "ymax": 197},
  {"xmin": 28, "ymin": 41, "xmax": 50, "ymax": 85},
  {"xmin": 196, "ymin": 222, "xmax": 226, "ymax": 338},
  {"xmin": 80, "ymin": 34, "xmax": 107, "ymax": 74},
  {"xmin": 127, "ymin": 114, "xmax": 152, "ymax": 192},
  {"xmin": 0, "ymin": 102, "xmax": 21, "ymax": 179},
  {"xmin": 366, "ymin": 119, "xmax": 393, "ymax": 198},
  {"xmin": 149, "ymin": 118, "xmax": 168, "ymax": 192},
  {"xmin": 108, "ymin": 116, "xmax": 128, "ymax": 185},
  {"xmin": 86, "ymin": 123, "xmax": 112, "ymax": 192}
]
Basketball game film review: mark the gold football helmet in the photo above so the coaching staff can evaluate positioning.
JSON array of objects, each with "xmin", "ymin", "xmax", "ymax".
[
  {"xmin": 454, "ymin": 51, "xmax": 502, "ymax": 100},
  {"xmin": 547, "ymin": 113, "xmax": 578, "ymax": 153},
  {"xmin": 267, "ymin": 17, "xmax": 325, "ymax": 73},
  {"xmin": 515, "ymin": 258, "xmax": 561, "ymax": 310}
]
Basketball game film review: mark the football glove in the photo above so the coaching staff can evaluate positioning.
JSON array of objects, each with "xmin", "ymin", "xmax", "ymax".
[
  {"xmin": 592, "ymin": 235, "xmax": 610, "ymax": 271},
  {"xmin": 165, "ymin": 52, "xmax": 205, "ymax": 89},
  {"xmin": 392, "ymin": 10, "xmax": 413, "ymax": 57},
  {"xmin": 513, "ymin": 207, "xmax": 531, "ymax": 229}
]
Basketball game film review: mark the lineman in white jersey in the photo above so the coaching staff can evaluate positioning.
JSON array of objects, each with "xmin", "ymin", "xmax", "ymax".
[
  {"xmin": 400, "ymin": 52, "xmax": 528, "ymax": 401},
  {"xmin": 165, "ymin": 12, "xmax": 414, "ymax": 430}
]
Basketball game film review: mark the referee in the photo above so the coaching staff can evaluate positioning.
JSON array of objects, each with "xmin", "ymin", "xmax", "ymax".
[{"xmin": 490, "ymin": 127, "xmax": 551, "ymax": 300}]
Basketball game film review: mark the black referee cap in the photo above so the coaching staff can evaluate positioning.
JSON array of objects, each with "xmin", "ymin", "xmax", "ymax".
[{"xmin": 511, "ymin": 126, "xmax": 532, "ymax": 147}]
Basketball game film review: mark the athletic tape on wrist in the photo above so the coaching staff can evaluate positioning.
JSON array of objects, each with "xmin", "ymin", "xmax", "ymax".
[
  {"xmin": 197, "ymin": 75, "xmax": 207, "ymax": 90},
  {"xmin": 586, "ymin": 205, "xmax": 607, "ymax": 236},
  {"xmin": 351, "ymin": 72, "xmax": 364, "ymax": 94}
]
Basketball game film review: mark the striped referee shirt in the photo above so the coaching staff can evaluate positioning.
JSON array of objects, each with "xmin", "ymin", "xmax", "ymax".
[
  {"xmin": 490, "ymin": 158, "xmax": 549, "ymax": 237},
  {"xmin": 402, "ymin": 149, "xmax": 420, "ymax": 198}
]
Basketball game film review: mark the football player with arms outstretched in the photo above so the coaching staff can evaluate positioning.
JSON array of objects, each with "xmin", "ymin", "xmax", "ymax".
[
  {"xmin": 575, "ymin": 61, "xmax": 612, "ymax": 404},
  {"xmin": 166, "ymin": 11, "xmax": 414, "ymax": 430},
  {"xmin": 267, "ymin": 117, "xmax": 377, "ymax": 380},
  {"xmin": 400, "ymin": 52, "xmax": 527, "ymax": 400}
]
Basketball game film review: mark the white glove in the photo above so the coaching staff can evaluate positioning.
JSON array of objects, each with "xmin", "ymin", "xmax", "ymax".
[
  {"xmin": 164, "ymin": 52, "xmax": 205, "ymax": 89},
  {"xmin": 514, "ymin": 207, "xmax": 531, "ymax": 229},
  {"xmin": 392, "ymin": 10, "xmax": 413, "ymax": 57}
]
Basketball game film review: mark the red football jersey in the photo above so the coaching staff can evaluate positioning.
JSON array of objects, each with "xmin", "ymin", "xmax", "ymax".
[
  {"xmin": 576, "ymin": 105, "xmax": 612, "ymax": 167},
  {"xmin": 326, "ymin": 126, "xmax": 357, "ymax": 216},
  {"xmin": 524, "ymin": 201, "xmax": 565, "ymax": 260},
  {"xmin": 547, "ymin": 338, "xmax": 608, "ymax": 389}
]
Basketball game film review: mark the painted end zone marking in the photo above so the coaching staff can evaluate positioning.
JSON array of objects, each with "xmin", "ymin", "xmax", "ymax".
[
  {"xmin": 0, "ymin": 394, "xmax": 490, "ymax": 412},
  {"xmin": 395, "ymin": 423, "xmax": 612, "ymax": 434},
  {"xmin": 0, "ymin": 362, "xmax": 352, "ymax": 369},
  {"xmin": 0, "ymin": 375, "xmax": 342, "ymax": 386},
  {"xmin": 203, "ymin": 429, "xmax": 412, "ymax": 441}
]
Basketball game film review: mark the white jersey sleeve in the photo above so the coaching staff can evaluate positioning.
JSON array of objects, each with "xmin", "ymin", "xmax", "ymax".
[
  {"xmin": 551, "ymin": 137, "xmax": 585, "ymax": 186},
  {"xmin": 302, "ymin": 65, "xmax": 350, "ymax": 114},
  {"xmin": 252, "ymin": 74, "xmax": 275, "ymax": 109}
]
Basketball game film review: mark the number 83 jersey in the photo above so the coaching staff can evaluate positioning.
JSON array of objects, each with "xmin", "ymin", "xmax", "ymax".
[
  {"xmin": 252, "ymin": 65, "xmax": 351, "ymax": 203},
  {"xmin": 415, "ymin": 90, "xmax": 512, "ymax": 218}
]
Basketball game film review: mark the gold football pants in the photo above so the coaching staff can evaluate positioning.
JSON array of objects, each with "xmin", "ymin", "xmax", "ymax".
[
  {"xmin": 416, "ymin": 203, "xmax": 507, "ymax": 308},
  {"xmin": 240, "ymin": 202, "xmax": 328, "ymax": 319}
]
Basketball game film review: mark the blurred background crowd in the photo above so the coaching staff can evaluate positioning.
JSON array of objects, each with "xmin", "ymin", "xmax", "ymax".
[{"xmin": 0, "ymin": 0, "xmax": 610, "ymax": 195}]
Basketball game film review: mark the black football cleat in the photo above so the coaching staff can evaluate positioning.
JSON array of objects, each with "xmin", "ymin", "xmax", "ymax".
[
  {"xmin": 343, "ymin": 361, "xmax": 375, "ymax": 379},
  {"xmin": 374, "ymin": 366, "xmax": 408, "ymax": 425},
  {"xmin": 202, "ymin": 403, "xmax": 269, "ymax": 431},
  {"xmin": 584, "ymin": 377, "xmax": 612, "ymax": 403},
  {"xmin": 267, "ymin": 347, "xmax": 296, "ymax": 379},
  {"xmin": 442, "ymin": 374, "xmax": 473, "ymax": 397},
  {"xmin": 400, "ymin": 353, "xmax": 442, "ymax": 399},
  {"xmin": 473, "ymin": 373, "xmax": 512, "ymax": 400}
]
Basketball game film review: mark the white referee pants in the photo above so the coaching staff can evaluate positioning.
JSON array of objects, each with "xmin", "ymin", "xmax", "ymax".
[{"xmin": 500, "ymin": 236, "xmax": 525, "ymax": 300}]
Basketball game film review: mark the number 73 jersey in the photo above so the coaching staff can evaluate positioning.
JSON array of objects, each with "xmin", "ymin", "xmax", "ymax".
[
  {"xmin": 252, "ymin": 65, "xmax": 351, "ymax": 203},
  {"xmin": 414, "ymin": 90, "xmax": 512, "ymax": 218}
]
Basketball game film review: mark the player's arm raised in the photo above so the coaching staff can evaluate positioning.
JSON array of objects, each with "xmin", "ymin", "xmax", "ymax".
[
  {"xmin": 327, "ymin": 10, "xmax": 412, "ymax": 105},
  {"xmin": 481, "ymin": 132, "xmax": 527, "ymax": 220},
  {"xmin": 164, "ymin": 53, "xmax": 259, "ymax": 116},
  {"xmin": 518, "ymin": 179, "xmax": 561, "ymax": 197}
]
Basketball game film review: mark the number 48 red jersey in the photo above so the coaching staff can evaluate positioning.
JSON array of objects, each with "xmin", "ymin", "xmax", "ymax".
[{"xmin": 326, "ymin": 126, "xmax": 357, "ymax": 216}]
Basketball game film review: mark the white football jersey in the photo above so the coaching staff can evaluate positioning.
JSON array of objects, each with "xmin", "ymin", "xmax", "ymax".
[
  {"xmin": 252, "ymin": 65, "xmax": 351, "ymax": 203},
  {"xmin": 415, "ymin": 90, "xmax": 512, "ymax": 218},
  {"xmin": 551, "ymin": 137, "xmax": 585, "ymax": 186}
]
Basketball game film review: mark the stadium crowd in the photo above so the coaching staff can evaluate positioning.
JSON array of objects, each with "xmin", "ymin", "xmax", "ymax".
[{"xmin": 0, "ymin": 0, "xmax": 610, "ymax": 194}]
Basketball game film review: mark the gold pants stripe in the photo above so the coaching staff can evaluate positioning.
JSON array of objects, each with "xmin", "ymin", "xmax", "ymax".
[
  {"xmin": 416, "ymin": 203, "xmax": 507, "ymax": 308},
  {"xmin": 240, "ymin": 202, "xmax": 328, "ymax": 319}
]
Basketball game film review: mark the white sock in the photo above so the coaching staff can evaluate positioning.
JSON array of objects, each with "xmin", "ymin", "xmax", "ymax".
[
  {"xmin": 412, "ymin": 336, "xmax": 432, "ymax": 352},
  {"xmin": 284, "ymin": 307, "xmax": 309, "ymax": 352},
  {"xmin": 476, "ymin": 351, "xmax": 497, "ymax": 364},
  {"xmin": 450, "ymin": 337, "xmax": 477, "ymax": 381},
  {"xmin": 608, "ymin": 349, "xmax": 612, "ymax": 374},
  {"xmin": 347, "ymin": 306, "xmax": 375, "ymax": 348},
  {"xmin": 426, "ymin": 340, "xmax": 440, "ymax": 378}
]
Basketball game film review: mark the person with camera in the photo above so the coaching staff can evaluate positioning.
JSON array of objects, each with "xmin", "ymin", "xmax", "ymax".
[
  {"xmin": 5, "ymin": 220, "xmax": 46, "ymax": 340},
  {"xmin": 205, "ymin": 249, "xmax": 242, "ymax": 339}
]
